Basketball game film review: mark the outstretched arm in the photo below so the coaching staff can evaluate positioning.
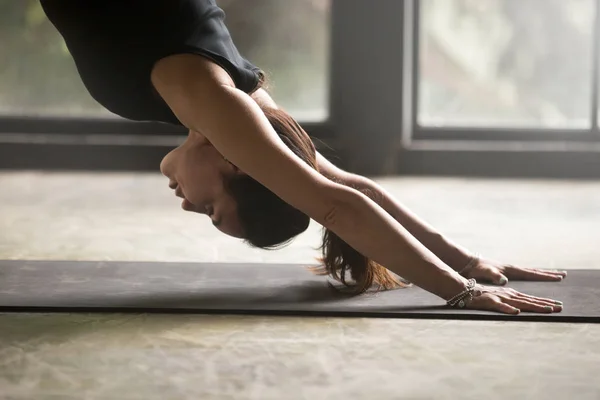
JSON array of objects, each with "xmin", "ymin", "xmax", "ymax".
[
  {"xmin": 151, "ymin": 54, "xmax": 467, "ymax": 301},
  {"xmin": 151, "ymin": 55, "xmax": 562, "ymax": 314},
  {"xmin": 318, "ymin": 159, "xmax": 474, "ymax": 270},
  {"xmin": 252, "ymin": 87, "xmax": 566, "ymax": 285},
  {"xmin": 252, "ymin": 87, "xmax": 473, "ymax": 271},
  {"xmin": 317, "ymin": 152, "xmax": 568, "ymax": 285}
]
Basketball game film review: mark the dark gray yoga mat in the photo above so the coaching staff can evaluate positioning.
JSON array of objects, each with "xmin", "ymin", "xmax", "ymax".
[{"xmin": 0, "ymin": 260, "xmax": 598, "ymax": 322}]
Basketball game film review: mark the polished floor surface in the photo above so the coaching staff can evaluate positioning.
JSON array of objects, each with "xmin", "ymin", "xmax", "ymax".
[{"xmin": 1, "ymin": 171, "xmax": 599, "ymax": 400}]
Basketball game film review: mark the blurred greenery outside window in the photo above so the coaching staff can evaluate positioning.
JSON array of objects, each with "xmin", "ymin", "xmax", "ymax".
[
  {"xmin": 5, "ymin": 0, "xmax": 597, "ymax": 131},
  {"xmin": 419, "ymin": 0, "xmax": 596, "ymax": 128},
  {"xmin": 0, "ymin": 0, "xmax": 331, "ymax": 121}
]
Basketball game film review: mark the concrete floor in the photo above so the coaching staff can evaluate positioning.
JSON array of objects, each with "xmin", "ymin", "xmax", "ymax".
[{"xmin": 1, "ymin": 171, "xmax": 599, "ymax": 400}]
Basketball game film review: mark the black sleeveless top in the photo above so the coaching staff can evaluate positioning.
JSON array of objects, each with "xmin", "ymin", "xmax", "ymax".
[{"xmin": 40, "ymin": 0, "xmax": 263, "ymax": 126}]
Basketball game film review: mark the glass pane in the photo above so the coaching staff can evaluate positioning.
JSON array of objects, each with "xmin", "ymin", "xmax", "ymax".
[
  {"xmin": 0, "ymin": 0, "xmax": 109, "ymax": 117},
  {"xmin": 0, "ymin": 0, "xmax": 330, "ymax": 121},
  {"xmin": 419, "ymin": 0, "xmax": 595, "ymax": 128},
  {"xmin": 220, "ymin": 0, "xmax": 331, "ymax": 121}
]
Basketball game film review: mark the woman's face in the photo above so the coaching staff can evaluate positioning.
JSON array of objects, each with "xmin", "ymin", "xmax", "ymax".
[{"xmin": 160, "ymin": 131, "xmax": 245, "ymax": 238}]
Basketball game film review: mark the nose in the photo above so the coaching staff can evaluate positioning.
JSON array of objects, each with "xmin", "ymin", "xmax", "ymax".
[
  {"xmin": 159, "ymin": 156, "xmax": 168, "ymax": 177},
  {"xmin": 160, "ymin": 157, "xmax": 177, "ymax": 189},
  {"xmin": 159, "ymin": 149, "xmax": 175, "ymax": 178}
]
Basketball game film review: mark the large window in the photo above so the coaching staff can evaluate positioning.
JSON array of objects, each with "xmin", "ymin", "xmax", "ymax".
[
  {"xmin": 0, "ymin": 0, "xmax": 330, "ymax": 121},
  {"xmin": 418, "ymin": 0, "xmax": 595, "ymax": 128}
]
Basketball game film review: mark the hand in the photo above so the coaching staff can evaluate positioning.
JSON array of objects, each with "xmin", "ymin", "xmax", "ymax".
[
  {"xmin": 466, "ymin": 284, "xmax": 563, "ymax": 314},
  {"xmin": 460, "ymin": 256, "xmax": 567, "ymax": 286}
]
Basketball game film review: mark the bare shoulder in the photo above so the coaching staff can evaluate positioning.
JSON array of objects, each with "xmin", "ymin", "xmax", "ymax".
[
  {"xmin": 250, "ymin": 88, "xmax": 278, "ymax": 109},
  {"xmin": 151, "ymin": 54, "xmax": 235, "ymax": 92},
  {"xmin": 248, "ymin": 88, "xmax": 351, "ymax": 185}
]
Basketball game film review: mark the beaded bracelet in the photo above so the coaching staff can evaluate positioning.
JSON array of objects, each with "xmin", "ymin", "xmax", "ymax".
[{"xmin": 446, "ymin": 278, "xmax": 482, "ymax": 308}]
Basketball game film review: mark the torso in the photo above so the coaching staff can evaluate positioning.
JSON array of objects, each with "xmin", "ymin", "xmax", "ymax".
[{"xmin": 40, "ymin": 0, "xmax": 262, "ymax": 126}]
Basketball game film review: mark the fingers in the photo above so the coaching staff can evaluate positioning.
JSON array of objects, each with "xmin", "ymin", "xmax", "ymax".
[
  {"xmin": 513, "ymin": 292, "xmax": 562, "ymax": 306},
  {"xmin": 500, "ymin": 296, "xmax": 561, "ymax": 313},
  {"xmin": 467, "ymin": 265, "xmax": 508, "ymax": 285},
  {"xmin": 494, "ymin": 273, "xmax": 508, "ymax": 286},
  {"xmin": 499, "ymin": 288, "xmax": 563, "ymax": 313},
  {"xmin": 505, "ymin": 266, "xmax": 567, "ymax": 281},
  {"xmin": 468, "ymin": 295, "xmax": 520, "ymax": 314},
  {"xmin": 491, "ymin": 301, "xmax": 521, "ymax": 315},
  {"xmin": 511, "ymin": 293, "xmax": 563, "ymax": 312},
  {"xmin": 482, "ymin": 267, "xmax": 508, "ymax": 286},
  {"xmin": 468, "ymin": 290, "xmax": 563, "ymax": 315}
]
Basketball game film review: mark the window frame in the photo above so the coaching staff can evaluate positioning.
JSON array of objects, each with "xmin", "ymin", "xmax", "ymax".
[
  {"xmin": 410, "ymin": 0, "xmax": 600, "ymax": 143},
  {"xmin": 2, "ymin": 0, "xmax": 600, "ymax": 178}
]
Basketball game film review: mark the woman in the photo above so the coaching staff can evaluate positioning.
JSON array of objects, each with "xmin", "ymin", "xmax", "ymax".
[{"xmin": 41, "ymin": 0, "xmax": 566, "ymax": 314}]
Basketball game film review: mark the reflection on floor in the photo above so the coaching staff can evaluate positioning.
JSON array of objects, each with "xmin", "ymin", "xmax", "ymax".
[{"xmin": 1, "ymin": 172, "xmax": 599, "ymax": 400}]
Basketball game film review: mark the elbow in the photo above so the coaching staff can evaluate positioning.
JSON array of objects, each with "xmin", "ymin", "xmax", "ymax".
[
  {"xmin": 316, "ymin": 184, "xmax": 362, "ymax": 231},
  {"xmin": 322, "ymin": 204, "xmax": 341, "ymax": 228}
]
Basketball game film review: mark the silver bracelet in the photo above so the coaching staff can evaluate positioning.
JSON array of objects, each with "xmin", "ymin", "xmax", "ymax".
[
  {"xmin": 447, "ymin": 278, "xmax": 482, "ymax": 308},
  {"xmin": 458, "ymin": 254, "xmax": 480, "ymax": 275}
]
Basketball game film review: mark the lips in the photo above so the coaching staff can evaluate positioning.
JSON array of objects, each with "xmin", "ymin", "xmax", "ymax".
[
  {"xmin": 181, "ymin": 198, "xmax": 195, "ymax": 211},
  {"xmin": 174, "ymin": 187, "xmax": 184, "ymax": 199},
  {"xmin": 169, "ymin": 181, "xmax": 194, "ymax": 211},
  {"xmin": 169, "ymin": 181, "xmax": 184, "ymax": 199}
]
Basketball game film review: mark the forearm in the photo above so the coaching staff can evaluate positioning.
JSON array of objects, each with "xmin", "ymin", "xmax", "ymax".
[
  {"xmin": 151, "ymin": 55, "xmax": 469, "ymax": 301},
  {"xmin": 345, "ymin": 174, "xmax": 474, "ymax": 271},
  {"xmin": 326, "ymin": 185, "xmax": 468, "ymax": 300},
  {"xmin": 222, "ymin": 87, "xmax": 467, "ymax": 296}
]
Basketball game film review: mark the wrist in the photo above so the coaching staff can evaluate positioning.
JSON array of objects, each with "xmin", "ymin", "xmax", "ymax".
[
  {"xmin": 436, "ymin": 271, "xmax": 472, "ymax": 301},
  {"xmin": 458, "ymin": 253, "xmax": 480, "ymax": 275},
  {"xmin": 446, "ymin": 278, "xmax": 482, "ymax": 308},
  {"xmin": 427, "ymin": 234, "xmax": 475, "ymax": 271}
]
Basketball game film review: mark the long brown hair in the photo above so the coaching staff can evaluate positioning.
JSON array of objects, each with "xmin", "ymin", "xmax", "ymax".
[{"xmin": 226, "ymin": 106, "xmax": 406, "ymax": 294}]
